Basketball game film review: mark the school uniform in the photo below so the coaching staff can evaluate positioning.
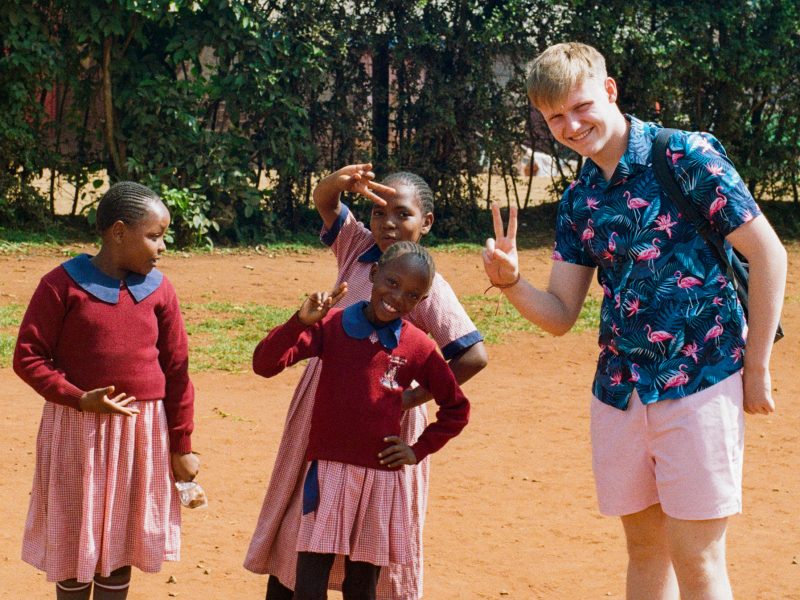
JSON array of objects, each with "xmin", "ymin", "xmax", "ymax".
[
  {"xmin": 244, "ymin": 205, "xmax": 482, "ymax": 599},
  {"xmin": 13, "ymin": 254, "xmax": 194, "ymax": 583},
  {"xmin": 252, "ymin": 304, "xmax": 469, "ymax": 568}
]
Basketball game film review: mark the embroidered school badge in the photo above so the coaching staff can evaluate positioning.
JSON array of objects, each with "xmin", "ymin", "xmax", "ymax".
[{"xmin": 380, "ymin": 355, "xmax": 407, "ymax": 390}]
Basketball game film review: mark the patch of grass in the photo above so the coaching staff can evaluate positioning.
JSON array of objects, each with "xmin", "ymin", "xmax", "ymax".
[
  {"xmin": 0, "ymin": 334, "xmax": 15, "ymax": 368},
  {"xmin": 573, "ymin": 295, "xmax": 602, "ymax": 333},
  {"xmin": 462, "ymin": 293, "xmax": 601, "ymax": 343},
  {"xmin": 0, "ymin": 220, "xmax": 94, "ymax": 254},
  {"xmin": 0, "ymin": 305, "xmax": 23, "ymax": 367},
  {"xmin": 0, "ymin": 304, "xmax": 23, "ymax": 327},
  {"xmin": 183, "ymin": 302, "xmax": 295, "ymax": 371}
]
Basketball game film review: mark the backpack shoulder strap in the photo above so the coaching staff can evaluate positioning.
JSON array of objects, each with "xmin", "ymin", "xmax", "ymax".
[{"xmin": 651, "ymin": 128, "xmax": 740, "ymax": 286}]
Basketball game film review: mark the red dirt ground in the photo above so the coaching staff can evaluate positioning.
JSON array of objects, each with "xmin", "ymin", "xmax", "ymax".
[{"xmin": 1, "ymin": 245, "xmax": 798, "ymax": 599}]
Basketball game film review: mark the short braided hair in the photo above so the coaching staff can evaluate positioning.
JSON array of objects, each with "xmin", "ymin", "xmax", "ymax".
[
  {"xmin": 380, "ymin": 171, "xmax": 434, "ymax": 215},
  {"xmin": 378, "ymin": 240, "xmax": 436, "ymax": 288},
  {"xmin": 95, "ymin": 181, "xmax": 162, "ymax": 232}
]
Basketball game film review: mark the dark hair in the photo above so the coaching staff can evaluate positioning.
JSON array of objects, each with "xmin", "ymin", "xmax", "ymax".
[
  {"xmin": 380, "ymin": 171, "xmax": 434, "ymax": 215},
  {"xmin": 95, "ymin": 181, "xmax": 162, "ymax": 232},
  {"xmin": 378, "ymin": 240, "xmax": 436, "ymax": 286}
]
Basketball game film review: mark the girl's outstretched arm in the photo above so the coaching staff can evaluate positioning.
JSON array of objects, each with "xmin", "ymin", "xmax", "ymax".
[
  {"xmin": 252, "ymin": 283, "xmax": 347, "ymax": 377},
  {"xmin": 313, "ymin": 163, "xmax": 397, "ymax": 229}
]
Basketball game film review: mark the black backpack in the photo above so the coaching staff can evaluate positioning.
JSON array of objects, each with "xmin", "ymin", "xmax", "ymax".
[{"xmin": 652, "ymin": 128, "xmax": 784, "ymax": 342}]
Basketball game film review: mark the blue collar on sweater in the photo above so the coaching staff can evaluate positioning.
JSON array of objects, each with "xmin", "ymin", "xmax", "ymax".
[
  {"xmin": 341, "ymin": 301, "xmax": 402, "ymax": 350},
  {"xmin": 62, "ymin": 253, "xmax": 163, "ymax": 304}
]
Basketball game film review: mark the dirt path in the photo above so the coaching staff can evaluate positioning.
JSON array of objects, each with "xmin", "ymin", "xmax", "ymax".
[{"xmin": 1, "ymin": 245, "xmax": 798, "ymax": 599}]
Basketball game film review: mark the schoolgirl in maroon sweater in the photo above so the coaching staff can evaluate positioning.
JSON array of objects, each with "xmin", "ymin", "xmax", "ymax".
[
  {"xmin": 13, "ymin": 182, "xmax": 199, "ymax": 600},
  {"xmin": 252, "ymin": 241, "xmax": 470, "ymax": 600}
]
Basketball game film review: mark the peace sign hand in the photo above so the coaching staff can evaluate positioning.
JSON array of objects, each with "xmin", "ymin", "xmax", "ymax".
[
  {"xmin": 331, "ymin": 163, "xmax": 397, "ymax": 206},
  {"xmin": 482, "ymin": 203, "xmax": 520, "ymax": 286},
  {"xmin": 298, "ymin": 282, "xmax": 349, "ymax": 326}
]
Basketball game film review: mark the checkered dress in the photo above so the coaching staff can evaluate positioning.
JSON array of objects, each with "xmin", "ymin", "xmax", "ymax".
[
  {"xmin": 22, "ymin": 400, "xmax": 180, "ymax": 583},
  {"xmin": 296, "ymin": 460, "xmax": 414, "ymax": 567},
  {"xmin": 244, "ymin": 209, "xmax": 480, "ymax": 599}
]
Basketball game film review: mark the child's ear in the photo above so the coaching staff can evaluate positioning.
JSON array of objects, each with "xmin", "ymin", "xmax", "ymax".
[
  {"xmin": 110, "ymin": 220, "xmax": 126, "ymax": 244},
  {"xmin": 369, "ymin": 263, "xmax": 378, "ymax": 282},
  {"xmin": 420, "ymin": 212, "xmax": 434, "ymax": 236}
]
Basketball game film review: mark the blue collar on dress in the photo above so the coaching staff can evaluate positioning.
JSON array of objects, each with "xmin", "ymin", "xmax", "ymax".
[
  {"xmin": 341, "ymin": 301, "xmax": 402, "ymax": 350},
  {"xmin": 357, "ymin": 243, "xmax": 382, "ymax": 263},
  {"xmin": 62, "ymin": 253, "xmax": 163, "ymax": 304}
]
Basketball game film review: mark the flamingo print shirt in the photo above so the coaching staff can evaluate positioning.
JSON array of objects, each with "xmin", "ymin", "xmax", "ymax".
[{"xmin": 554, "ymin": 116, "xmax": 760, "ymax": 410}]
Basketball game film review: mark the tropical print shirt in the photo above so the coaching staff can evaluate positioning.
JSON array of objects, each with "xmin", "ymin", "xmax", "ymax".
[{"xmin": 554, "ymin": 116, "xmax": 760, "ymax": 410}]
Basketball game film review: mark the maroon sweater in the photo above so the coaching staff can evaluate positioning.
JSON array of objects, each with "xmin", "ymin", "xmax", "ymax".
[
  {"xmin": 13, "ymin": 260, "xmax": 194, "ymax": 453},
  {"xmin": 253, "ymin": 309, "xmax": 470, "ymax": 469}
]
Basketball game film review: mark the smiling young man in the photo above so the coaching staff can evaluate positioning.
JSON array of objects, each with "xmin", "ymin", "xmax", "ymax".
[{"xmin": 482, "ymin": 42, "xmax": 787, "ymax": 599}]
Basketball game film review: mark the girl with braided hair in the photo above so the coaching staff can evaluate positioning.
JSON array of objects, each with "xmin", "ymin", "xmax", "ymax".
[
  {"xmin": 13, "ymin": 181, "xmax": 199, "ymax": 599},
  {"xmin": 245, "ymin": 164, "xmax": 487, "ymax": 600},
  {"xmin": 252, "ymin": 241, "xmax": 470, "ymax": 600}
]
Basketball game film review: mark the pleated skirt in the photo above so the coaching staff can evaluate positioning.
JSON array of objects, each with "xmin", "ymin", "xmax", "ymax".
[
  {"xmin": 21, "ymin": 400, "xmax": 181, "ymax": 583},
  {"xmin": 296, "ymin": 460, "xmax": 413, "ymax": 567}
]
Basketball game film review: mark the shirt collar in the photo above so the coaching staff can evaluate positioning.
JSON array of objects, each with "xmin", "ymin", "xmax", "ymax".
[
  {"xmin": 62, "ymin": 253, "xmax": 163, "ymax": 304},
  {"xmin": 580, "ymin": 114, "xmax": 653, "ymax": 188},
  {"xmin": 357, "ymin": 244, "xmax": 382, "ymax": 263},
  {"xmin": 341, "ymin": 301, "xmax": 402, "ymax": 350}
]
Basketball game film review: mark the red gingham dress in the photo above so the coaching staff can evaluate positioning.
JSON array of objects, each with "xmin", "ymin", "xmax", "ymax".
[
  {"xmin": 296, "ymin": 460, "xmax": 414, "ymax": 567},
  {"xmin": 22, "ymin": 400, "xmax": 180, "ymax": 583},
  {"xmin": 244, "ymin": 208, "xmax": 480, "ymax": 599}
]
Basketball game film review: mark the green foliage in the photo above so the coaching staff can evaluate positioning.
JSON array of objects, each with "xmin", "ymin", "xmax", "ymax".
[
  {"xmin": 158, "ymin": 185, "xmax": 219, "ymax": 248},
  {"xmin": 0, "ymin": 0, "xmax": 798, "ymax": 243}
]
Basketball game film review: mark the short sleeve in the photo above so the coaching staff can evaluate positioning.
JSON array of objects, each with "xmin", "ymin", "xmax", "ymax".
[
  {"xmin": 670, "ymin": 131, "xmax": 761, "ymax": 237},
  {"xmin": 552, "ymin": 188, "xmax": 595, "ymax": 267},
  {"xmin": 406, "ymin": 273, "xmax": 483, "ymax": 360},
  {"xmin": 320, "ymin": 205, "xmax": 375, "ymax": 273}
]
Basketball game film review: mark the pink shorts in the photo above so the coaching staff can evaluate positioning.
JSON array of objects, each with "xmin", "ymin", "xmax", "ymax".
[{"xmin": 591, "ymin": 372, "xmax": 744, "ymax": 520}]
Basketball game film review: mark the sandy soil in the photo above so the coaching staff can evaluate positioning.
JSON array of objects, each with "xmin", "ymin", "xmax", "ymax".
[{"xmin": 1, "ymin": 244, "xmax": 798, "ymax": 599}]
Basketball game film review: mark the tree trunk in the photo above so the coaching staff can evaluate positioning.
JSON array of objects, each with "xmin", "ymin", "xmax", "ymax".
[
  {"xmin": 102, "ymin": 36, "xmax": 125, "ymax": 178},
  {"xmin": 371, "ymin": 34, "xmax": 390, "ymax": 165}
]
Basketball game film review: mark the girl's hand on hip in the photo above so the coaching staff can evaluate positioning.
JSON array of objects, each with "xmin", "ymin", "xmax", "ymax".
[
  {"xmin": 298, "ymin": 282, "xmax": 348, "ymax": 325},
  {"xmin": 79, "ymin": 385, "xmax": 139, "ymax": 416},
  {"xmin": 483, "ymin": 202, "xmax": 520, "ymax": 285},
  {"xmin": 329, "ymin": 163, "xmax": 397, "ymax": 206},
  {"xmin": 171, "ymin": 452, "xmax": 200, "ymax": 482},
  {"xmin": 378, "ymin": 436, "xmax": 417, "ymax": 468}
]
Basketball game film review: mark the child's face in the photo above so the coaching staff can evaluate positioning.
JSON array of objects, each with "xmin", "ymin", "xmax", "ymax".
[
  {"xmin": 366, "ymin": 255, "xmax": 432, "ymax": 326},
  {"xmin": 536, "ymin": 76, "xmax": 619, "ymax": 161},
  {"xmin": 118, "ymin": 202, "xmax": 171, "ymax": 275},
  {"xmin": 369, "ymin": 184, "xmax": 433, "ymax": 252}
]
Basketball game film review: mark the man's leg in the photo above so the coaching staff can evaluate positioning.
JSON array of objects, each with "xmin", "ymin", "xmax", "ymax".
[
  {"xmin": 666, "ymin": 516, "xmax": 732, "ymax": 600},
  {"xmin": 620, "ymin": 504, "xmax": 679, "ymax": 600}
]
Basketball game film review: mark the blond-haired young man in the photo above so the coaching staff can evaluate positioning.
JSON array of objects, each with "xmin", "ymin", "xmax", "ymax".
[{"xmin": 483, "ymin": 42, "xmax": 786, "ymax": 599}]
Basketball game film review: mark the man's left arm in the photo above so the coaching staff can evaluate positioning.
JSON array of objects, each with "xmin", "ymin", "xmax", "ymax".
[{"xmin": 726, "ymin": 216, "xmax": 787, "ymax": 414}]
